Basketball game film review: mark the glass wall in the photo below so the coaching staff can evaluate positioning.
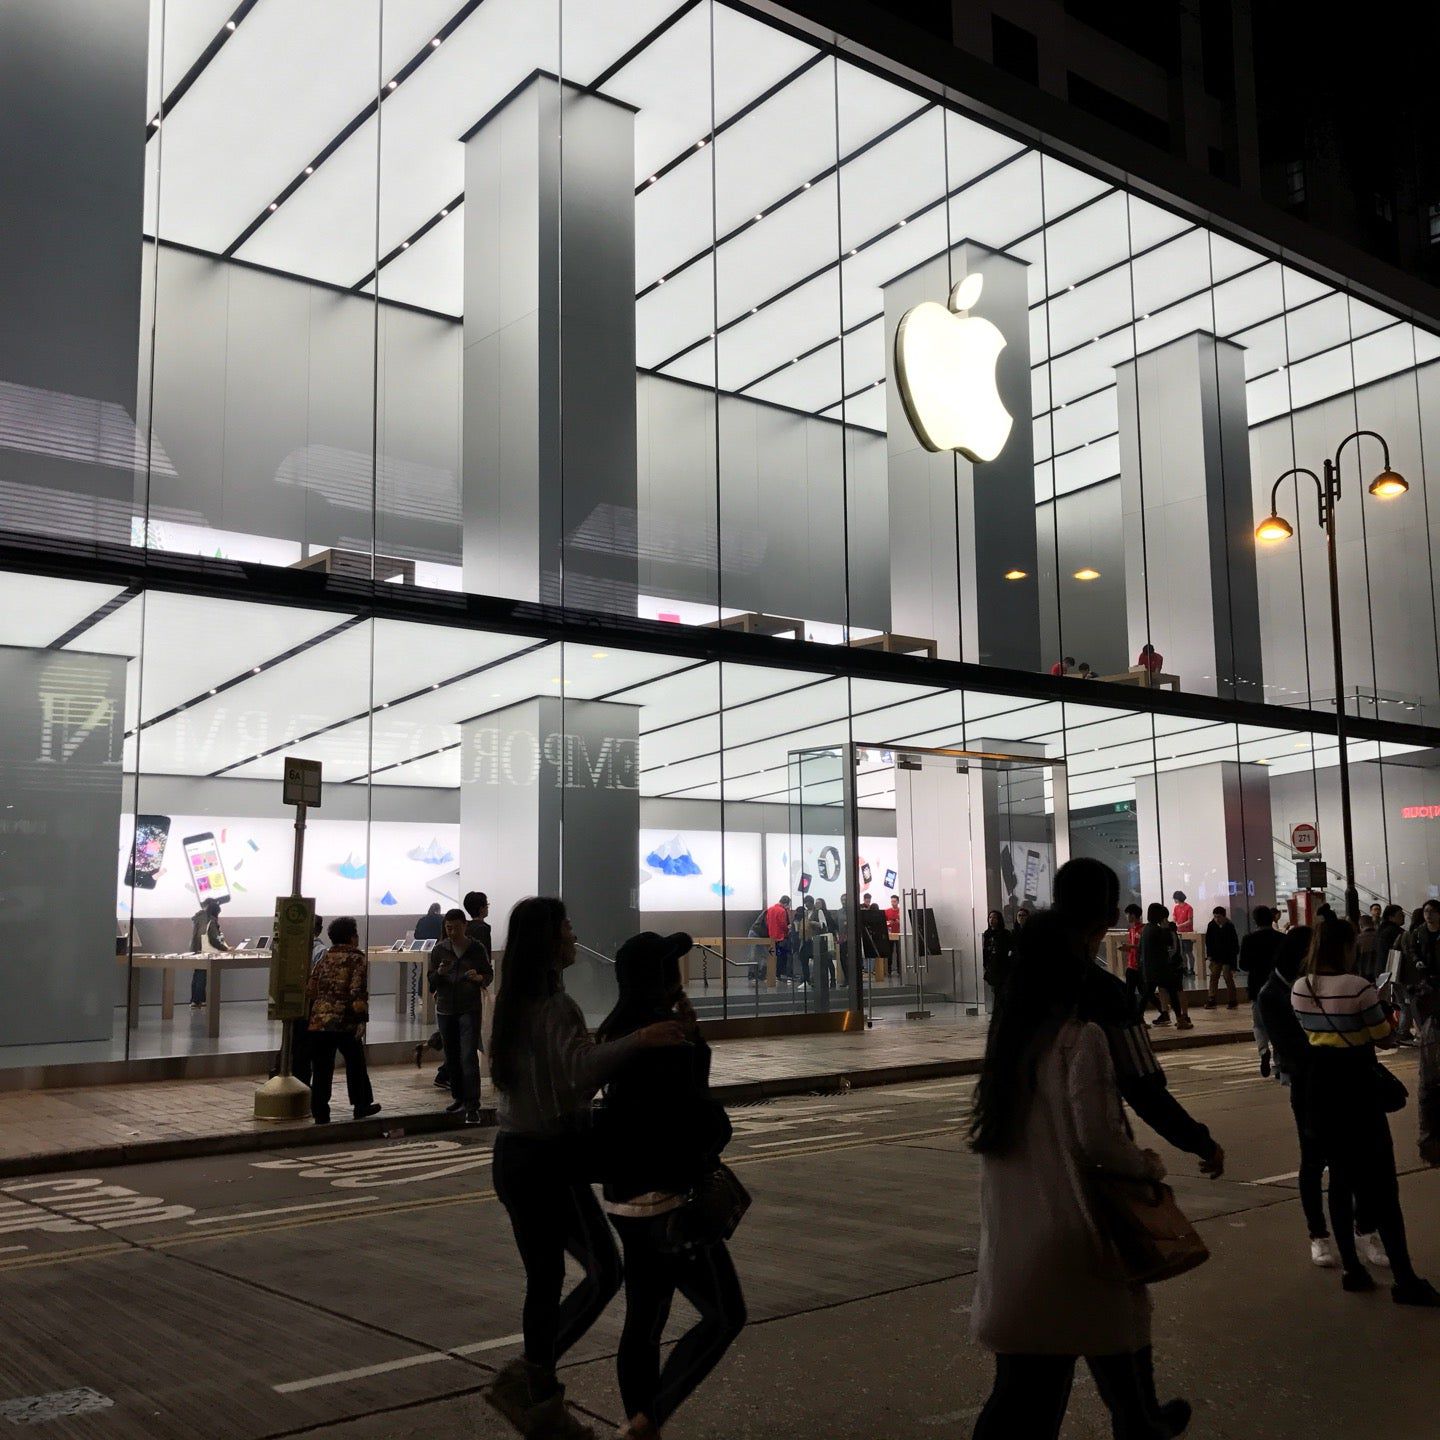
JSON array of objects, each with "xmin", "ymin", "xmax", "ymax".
[{"xmin": 1, "ymin": 0, "xmax": 1439, "ymax": 1071}]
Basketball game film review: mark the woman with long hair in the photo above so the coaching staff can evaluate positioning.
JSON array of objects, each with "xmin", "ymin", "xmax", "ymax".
[
  {"xmin": 484, "ymin": 898, "xmax": 685, "ymax": 1439},
  {"xmin": 597, "ymin": 932, "xmax": 746, "ymax": 1440},
  {"xmin": 1290, "ymin": 917, "xmax": 1439, "ymax": 1305},
  {"xmin": 970, "ymin": 908, "xmax": 1186, "ymax": 1439}
]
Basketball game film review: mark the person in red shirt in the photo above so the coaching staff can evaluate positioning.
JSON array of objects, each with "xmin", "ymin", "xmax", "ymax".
[
  {"xmin": 765, "ymin": 895, "xmax": 792, "ymax": 981},
  {"xmin": 1137, "ymin": 643, "xmax": 1164, "ymax": 674},
  {"xmin": 885, "ymin": 894, "xmax": 901, "ymax": 932},
  {"xmin": 1171, "ymin": 891, "xmax": 1195, "ymax": 985},
  {"xmin": 1123, "ymin": 903, "xmax": 1144, "ymax": 1016},
  {"xmin": 1048, "ymin": 656, "xmax": 1075, "ymax": 677}
]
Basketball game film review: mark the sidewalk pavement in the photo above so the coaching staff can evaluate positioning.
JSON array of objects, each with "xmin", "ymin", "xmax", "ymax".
[{"xmin": 0, "ymin": 1006, "xmax": 1253, "ymax": 1178}]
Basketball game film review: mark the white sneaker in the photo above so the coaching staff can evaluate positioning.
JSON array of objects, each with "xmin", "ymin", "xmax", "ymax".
[
  {"xmin": 1310, "ymin": 1236, "xmax": 1340, "ymax": 1268},
  {"xmin": 1358, "ymin": 1232, "xmax": 1391, "ymax": 1268}
]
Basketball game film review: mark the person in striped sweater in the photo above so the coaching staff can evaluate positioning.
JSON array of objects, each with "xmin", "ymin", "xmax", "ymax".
[{"xmin": 1291, "ymin": 917, "xmax": 1440, "ymax": 1306}]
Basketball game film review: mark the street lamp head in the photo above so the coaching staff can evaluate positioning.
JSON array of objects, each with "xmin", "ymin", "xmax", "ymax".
[
  {"xmin": 1367, "ymin": 468, "xmax": 1408, "ymax": 499},
  {"xmin": 1255, "ymin": 513, "xmax": 1294, "ymax": 544}
]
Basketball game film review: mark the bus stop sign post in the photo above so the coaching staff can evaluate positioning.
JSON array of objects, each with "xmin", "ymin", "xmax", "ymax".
[{"xmin": 254, "ymin": 758, "xmax": 322, "ymax": 1121}]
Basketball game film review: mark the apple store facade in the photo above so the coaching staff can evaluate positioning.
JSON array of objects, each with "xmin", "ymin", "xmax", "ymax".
[{"xmin": 4, "ymin": 0, "xmax": 1440, "ymax": 1080}]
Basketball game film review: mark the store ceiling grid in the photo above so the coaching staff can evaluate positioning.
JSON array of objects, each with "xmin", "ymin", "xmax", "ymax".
[
  {"xmin": 32, "ymin": 577, "xmax": 1412, "ymax": 811},
  {"xmin": 140, "ymin": 0, "xmax": 1440, "ymax": 500}
]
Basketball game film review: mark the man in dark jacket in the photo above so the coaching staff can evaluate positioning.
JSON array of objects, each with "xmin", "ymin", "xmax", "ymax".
[
  {"xmin": 1238, "ymin": 905, "xmax": 1284, "ymax": 1077},
  {"xmin": 1204, "ymin": 906, "xmax": 1240, "ymax": 1009},
  {"xmin": 429, "ymin": 907, "xmax": 492, "ymax": 1123}
]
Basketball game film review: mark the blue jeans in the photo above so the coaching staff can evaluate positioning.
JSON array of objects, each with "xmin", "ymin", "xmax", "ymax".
[{"xmin": 438, "ymin": 1008, "xmax": 481, "ymax": 1105}]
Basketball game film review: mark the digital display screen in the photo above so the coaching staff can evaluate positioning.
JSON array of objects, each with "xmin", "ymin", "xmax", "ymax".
[
  {"xmin": 127, "ymin": 815, "xmax": 169, "ymax": 888},
  {"xmin": 184, "ymin": 834, "xmax": 229, "ymax": 903}
]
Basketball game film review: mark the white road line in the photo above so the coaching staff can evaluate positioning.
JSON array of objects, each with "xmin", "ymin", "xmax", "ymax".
[
  {"xmin": 0, "ymin": 1244, "xmax": 29, "ymax": 1254},
  {"xmin": 274, "ymin": 1333, "xmax": 523, "ymax": 1395},
  {"xmin": 187, "ymin": 1197, "xmax": 378, "ymax": 1227},
  {"xmin": 1249, "ymin": 1171, "xmax": 1300, "ymax": 1185},
  {"xmin": 748, "ymin": 1131, "xmax": 863, "ymax": 1149}
]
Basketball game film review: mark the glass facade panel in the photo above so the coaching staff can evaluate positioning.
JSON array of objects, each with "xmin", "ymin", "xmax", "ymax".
[{"xmin": 2, "ymin": 0, "xmax": 1440, "ymax": 1075}]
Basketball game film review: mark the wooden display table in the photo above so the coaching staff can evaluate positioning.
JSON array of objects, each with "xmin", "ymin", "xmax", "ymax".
[
  {"xmin": 701, "ymin": 612, "xmax": 806, "ymax": 639},
  {"xmin": 1094, "ymin": 667, "xmax": 1180, "ymax": 691},
  {"xmin": 121, "ymin": 951, "xmax": 270, "ymax": 1039},
  {"xmin": 1101, "ymin": 929, "xmax": 1207, "ymax": 978},
  {"xmin": 848, "ymin": 632, "xmax": 938, "ymax": 660}
]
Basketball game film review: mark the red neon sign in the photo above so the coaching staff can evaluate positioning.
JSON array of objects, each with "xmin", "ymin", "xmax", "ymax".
[{"xmin": 1401, "ymin": 805, "xmax": 1440, "ymax": 820}]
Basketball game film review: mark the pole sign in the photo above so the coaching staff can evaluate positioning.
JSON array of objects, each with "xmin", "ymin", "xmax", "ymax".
[
  {"xmin": 283, "ymin": 756, "xmax": 322, "ymax": 808},
  {"xmin": 1290, "ymin": 822, "xmax": 1320, "ymax": 856},
  {"xmin": 1295, "ymin": 859, "xmax": 1328, "ymax": 891},
  {"xmin": 268, "ymin": 895, "xmax": 315, "ymax": 1022}
]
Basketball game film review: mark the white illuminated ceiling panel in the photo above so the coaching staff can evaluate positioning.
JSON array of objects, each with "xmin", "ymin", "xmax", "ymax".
[
  {"xmin": 156, "ymin": 1, "xmax": 391, "ymax": 253},
  {"xmin": 1040, "ymin": 191, "xmax": 1130, "ymax": 295},
  {"xmin": 0, "ymin": 573, "xmax": 131, "ymax": 650},
  {"xmin": 146, "ymin": 0, "xmax": 241, "ymax": 118},
  {"xmin": 949, "ymin": 151, "xmax": 1045, "ymax": 250},
  {"xmin": 372, "ymin": 205, "xmax": 463, "ymax": 314},
  {"xmin": 1043, "ymin": 267, "xmax": 1134, "ymax": 358},
  {"xmin": 833, "ymin": 385, "xmax": 886, "ymax": 431},
  {"xmin": 837, "ymin": 207, "xmax": 950, "ymax": 321},
  {"xmin": 1129, "ymin": 228, "xmax": 1211, "ymax": 318},
  {"xmin": 746, "ymin": 346, "xmax": 844, "ymax": 412},
  {"xmin": 711, "ymin": 280, "xmax": 842, "ymax": 392},
  {"xmin": 637, "ymin": 259, "xmax": 716, "ymax": 369},
  {"xmin": 835, "ymin": 104, "xmax": 946, "ymax": 254},
  {"xmin": 714, "ymin": 177, "xmax": 843, "ymax": 319}
]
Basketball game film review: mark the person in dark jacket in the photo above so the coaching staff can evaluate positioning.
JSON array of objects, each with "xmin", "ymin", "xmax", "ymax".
[
  {"xmin": 414, "ymin": 903, "xmax": 445, "ymax": 942},
  {"xmin": 1204, "ymin": 906, "xmax": 1240, "ymax": 1008},
  {"xmin": 306, "ymin": 916, "xmax": 381, "ymax": 1125},
  {"xmin": 1239, "ymin": 905, "xmax": 1284, "ymax": 1076},
  {"xmin": 428, "ymin": 907, "xmax": 493, "ymax": 1123},
  {"xmin": 1140, "ymin": 903, "xmax": 1192, "ymax": 1028},
  {"xmin": 189, "ymin": 898, "xmax": 229, "ymax": 1008},
  {"xmin": 598, "ymin": 932, "xmax": 746, "ymax": 1440},
  {"xmin": 981, "ymin": 910, "xmax": 1012, "ymax": 997}
]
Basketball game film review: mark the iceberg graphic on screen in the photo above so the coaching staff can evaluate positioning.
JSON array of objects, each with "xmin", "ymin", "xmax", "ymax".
[
  {"xmin": 709, "ymin": 881, "xmax": 735, "ymax": 898},
  {"xmin": 408, "ymin": 836, "xmax": 454, "ymax": 865},
  {"xmin": 644, "ymin": 835, "xmax": 702, "ymax": 877},
  {"xmin": 337, "ymin": 852, "xmax": 367, "ymax": 880},
  {"xmin": 377, "ymin": 890, "xmax": 398, "ymax": 907}
]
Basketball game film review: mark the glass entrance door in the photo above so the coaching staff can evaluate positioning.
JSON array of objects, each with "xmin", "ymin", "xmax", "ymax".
[{"xmin": 854, "ymin": 744, "xmax": 1068, "ymax": 1019}]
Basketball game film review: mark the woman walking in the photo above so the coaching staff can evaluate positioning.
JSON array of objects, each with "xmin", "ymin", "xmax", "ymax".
[
  {"xmin": 484, "ymin": 898, "xmax": 685, "ymax": 1439},
  {"xmin": 1291, "ymin": 917, "xmax": 1440, "ymax": 1305},
  {"xmin": 598, "ymin": 931, "xmax": 746, "ymax": 1440},
  {"xmin": 970, "ymin": 908, "xmax": 1189, "ymax": 1439},
  {"xmin": 306, "ymin": 917, "xmax": 381, "ymax": 1125}
]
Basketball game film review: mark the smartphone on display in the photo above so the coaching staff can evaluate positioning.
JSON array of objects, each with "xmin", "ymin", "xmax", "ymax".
[
  {"xmin": 125, "ymin": 814, "xmax": 170, "ymax": 889},
  {"xmin": 883, "ymin": 868, "xmax": 897, "ymax": 890},
  {"xmin": 1022, "ymin": 849, "xmax": 1041, "ymax": 904},
  {"xmin": 797, "ymin": 871, "xmax": 812, "ymax": 894},
  {"xmin": 860, "ymin": 861, "xmax": 873, "ymax": 884},
  {"xmin": 182, "ymin": 831, "xmax": 231, "ymax": 906},
  {"xmin": 254, "ymin": 935, "xmax": 271, "ymax": 952}
]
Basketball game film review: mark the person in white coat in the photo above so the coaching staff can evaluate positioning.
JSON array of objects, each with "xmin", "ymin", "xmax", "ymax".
[{"xmin": 969, "ymin": 907, "xmax": 1190, "ymax": 1439}]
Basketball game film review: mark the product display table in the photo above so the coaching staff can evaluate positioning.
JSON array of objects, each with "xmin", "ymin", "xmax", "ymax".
[
  {"xmin": 1101, "ymin": 929, "xmax": 1207, "ymax": 979},
  {"xmin": 1094, "ymin": 667, "xmax": 1181, "ymax": 690},
  {"xmin": 847, "ymin": 632, "xmax": 939, "ymax": 660},
  {"xmin": 121, "ymin": 951, "xmax": 271, "ymax": 1039},
  {"xmin": 367, "ymin": 948, "xmax": 437, "ymax": 1025},
  {"xmin": 701, "ymin": 612, "xmax": 807, "ymax": 638}
]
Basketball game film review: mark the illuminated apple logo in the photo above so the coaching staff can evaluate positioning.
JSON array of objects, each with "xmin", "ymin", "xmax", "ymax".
[{"xmin": 894, "ymin": 273, "xmax": 1012, "ymax": 462}]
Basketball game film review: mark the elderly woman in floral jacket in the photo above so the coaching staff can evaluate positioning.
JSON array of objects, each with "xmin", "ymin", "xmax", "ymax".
[{"xmin": 306, "ymin": 916, "xmax": 381, "ymax": 1125}]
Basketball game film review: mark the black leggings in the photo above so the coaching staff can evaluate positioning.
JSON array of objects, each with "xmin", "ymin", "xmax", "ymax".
[
  {"xmin": 1288, "ymin": 1081, "xmax": 1374, "ymax": 1250},
  {"xmin": 1323, "ymin": 1111, "xmax": 1418, "ymax": 1283},
  {"xmin": 973, "ymin": 1349, "xmax": 1167, "ymax": 1440},
  {"xmin": 491, "ymin": 1132, "xmax": 622, "ymax": 1375},
  {"xmin": 612, "ymin": 1215, "xmax": 747, "ymax": 1428}
]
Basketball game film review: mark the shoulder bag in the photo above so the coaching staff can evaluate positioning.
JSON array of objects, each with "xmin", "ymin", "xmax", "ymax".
[
  {"xmin": 1303, "ymin": 976, "xmax": 1408, "ymax": 1114},
  {"xmin": 1087, "ymin": 1172, "xmax": 1210, "ymax": 1285},
  {"xmin": 658, "ymin": 1160, "xmax": 751, "ymax": 1256}
]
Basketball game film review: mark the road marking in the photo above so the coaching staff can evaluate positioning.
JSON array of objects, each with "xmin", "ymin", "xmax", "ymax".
[
  {"xmin": 919, "ymin": 1405, "xmax": 982, "ymax": 1426},
  {"xmin": 275, "ymin": 1333, "xmax": 523, "ymax": 1394},
  {"xmin": 1249, "ymin": 1171, "xmax": 1300, "ymax": 1185},
  {"xmin": 187, "ymin": 1197, "xmax": 378, "ymax": 1227},
  {"xmin": 0, "ymin": 1244, "xmax": 29, "ymax": 1254},
  {"xmin": 749, "ymin": 1131, "xmax": 864, "ymax": 1149}
]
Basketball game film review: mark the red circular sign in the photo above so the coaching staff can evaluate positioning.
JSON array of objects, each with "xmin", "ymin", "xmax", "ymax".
[{"xmin": 1291, "ymin": 822, "xmax": 1319, "ymax": 854}]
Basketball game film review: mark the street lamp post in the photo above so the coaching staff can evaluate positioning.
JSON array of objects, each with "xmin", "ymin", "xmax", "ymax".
[{"xmin": 1256, "ymin": 430, "xmax": 1409, "ymax": 924}]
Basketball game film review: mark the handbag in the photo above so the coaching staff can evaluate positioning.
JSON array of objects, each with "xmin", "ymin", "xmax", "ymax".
[
  {"xmin": 658, "ymin": 1161, "xmax": 751, "ymax": 1256},
  {"xmin": 1087, "ymin": 1172, "xmax": 1210, "ymax": 1285}
]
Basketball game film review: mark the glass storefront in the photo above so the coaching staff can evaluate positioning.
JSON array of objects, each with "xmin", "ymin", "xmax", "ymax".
[{"xmin": 2, "ymin": 0, "xmax": 1439, "ymax": 1072}]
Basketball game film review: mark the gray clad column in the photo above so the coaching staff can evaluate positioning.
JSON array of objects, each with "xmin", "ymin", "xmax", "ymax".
[
  {"xmin": 1135, "ymin": 761, "xmax": 1276, "ymax": 938},
  {"xmin": 1116, "ymin": 332, "xmax": 1263, "ymax": 701},
  {"xmin": 0, "ymin": 0, "xmax": 147, "ymax": 545},
  {"xmin": 460, "ymin": 696, "xmax": 639, "ymax": 1020},
  {"xmin": 883, "ymin": 242, "xmax": 1039, "ymax": 666},
  {"xmin": 461, "ymin": 74, "xmax": 638, "ymax": 614}
]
